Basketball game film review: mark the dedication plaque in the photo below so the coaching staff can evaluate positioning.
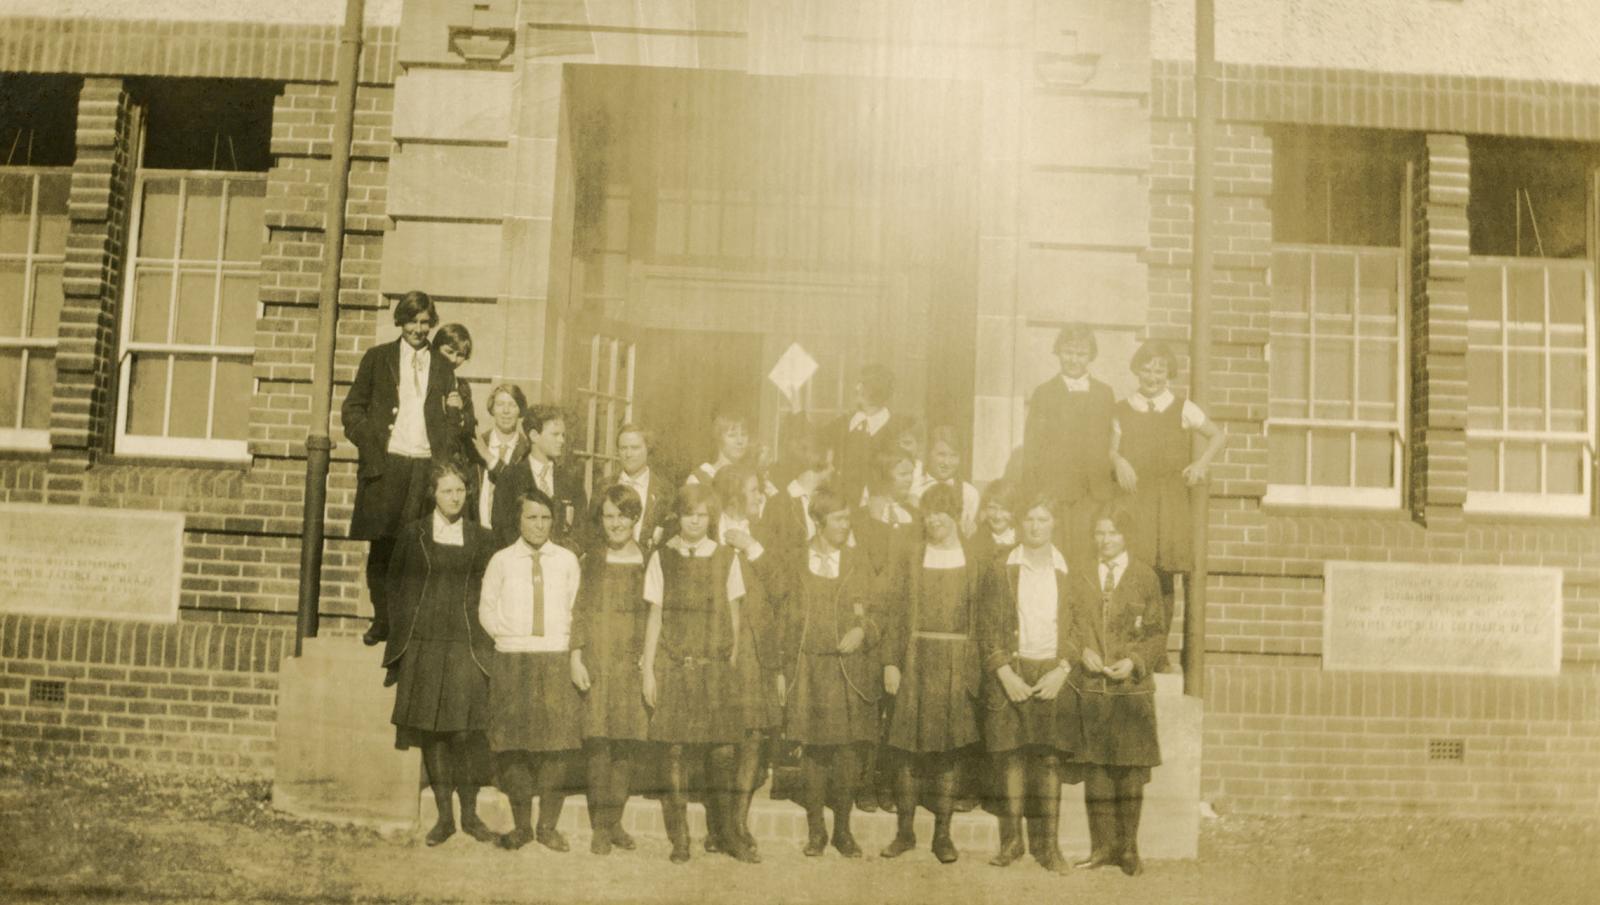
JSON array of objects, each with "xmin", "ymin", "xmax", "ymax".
[
  {"xmin": 0, "ymin": 504, "xmax": 184, "ymax": 622},
  {"xmin": 1322, "ymin": 561, "xmax": 1562, "ymax": 676}
]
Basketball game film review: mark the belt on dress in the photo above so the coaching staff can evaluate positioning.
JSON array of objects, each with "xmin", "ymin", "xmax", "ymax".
[{"xmin": 913, "ymin": 631, "xmax": 969, "ymax": 641}]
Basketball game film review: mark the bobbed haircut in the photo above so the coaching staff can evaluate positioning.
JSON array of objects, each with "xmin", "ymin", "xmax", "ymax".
[
  {"xmin": 808, "ymin": 487, "xmax": 851, "ymax": 527},
  {"xmin": 919, "ymin": 482, "xmax": 963, "ymax": 521},
  {"xmin": 1091, "ymin": 500, "xmax": 1139, "ymax": 539},
  {"xmin": 431, "ymin": 322, "xmax": 472, "ymax": 359},
  {"xmin": 484, "ymin": 383, "xmax": 528, "ymax": 418},
  {"xmin": 712, "ymin": 464, "xmax": 758, "ymax": 508},
  {"xmin": 1053, "ymin": 322, "xmax": 1099, "ymax": 358},
  {"xmin": 428, "ymin": 460, "xmax": 469, "ymax": 493},
  {"xmin": 1014, "ymin": 490, "xmax": 1059, "ymax": 522},
  {"xmin": 392, "ymin": 290, "xmax": 438, "ymax": 328},
  {"xmin": 599, "ymin": 483, "xmax": 643, "ymax": 523},
  {"xmin": 928, "ymin": 425, "xmax": 962, "ymax": 455},
  {"xmin": 712, "ymin": 411, "xmax": 751, "ymax": 443},
  {"xmin": 616, "ymin": 421, "xmax": 654, "ymax": 450},
  {"xmin": 518, "ymin": 486, "xmax": 557, "ymax": 520},
  {"xmin": 1129, "ymin": 340, "xmax": 1180, "ymax": 377},
  {"xmin": 869, "ymin": 448, "xmax": 916, "ymax": 490},
  {"xmin": 675, "ymin": 481, "xmax": 723, "ymax": 522},
  {"xmin": 980, "ymin": 476, "xmax": 1015, "ymax": 511}
]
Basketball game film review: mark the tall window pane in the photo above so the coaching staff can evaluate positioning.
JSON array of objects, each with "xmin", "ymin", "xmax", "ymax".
[{"xmin": 0, "ymin": 169, "xmax": 70, "ymax": 447}]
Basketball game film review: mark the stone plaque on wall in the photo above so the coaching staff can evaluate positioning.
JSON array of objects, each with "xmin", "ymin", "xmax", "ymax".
[
  {"xmin": 0, "ymin": 504, "xmax": 183, "ymax": 623},
  {"xmin": 1323, "ymin": 561, "xmax": 1562, "ymax": 676}
]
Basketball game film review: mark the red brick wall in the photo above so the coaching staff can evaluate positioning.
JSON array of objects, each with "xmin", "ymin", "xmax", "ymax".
[
  {"xmin": 0, "ymin": 614, "xmax": 289, "ymax": 772},
  {"xmin": 1153, "ymin": 61, "xmax": 1600, "ymax": 814}
]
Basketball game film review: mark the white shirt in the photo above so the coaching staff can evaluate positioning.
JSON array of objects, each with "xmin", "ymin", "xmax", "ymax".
[
  {"xmin": 431, "ymin": 511, "xmax": 464, "ymax": 546},
  {"xmin": 387, "ymin": 340, "xmax": 431, "ymax": 457},
  {"xmin": 643, "ymin": 536, "xmax": 746, "ymax": 606},
  {"xmin": 478, "ymin": 539, "xmax": 581, "ymax": 653},
  {"xmin": 922, "ymin": 545, "xmax": 966, "ymax": 570},
  {"xmin": 1098, "ymin": 551, "xmax": 1130, "ymax": 592},
  {"xmin": 787, "ymin": 480, "xmax": 817, "ymax": 540},
  {"xmin": 618, "ymin": 468, "xmax": 652, "ymax": 541},
  {"xmin": 1122, "ymin": 389, "xmax": 1206, "ymax": 430},
  {"xmin": 808, "ymin": 545, "xmax": 841, "ymax": 578},
  {"xmin": 526, "ymin": 455, "xmax": 555, "ymax": 498},
  {"xmin": 1060, "ymin": 373, "xmax": 1091, "ymax": 392},
  {"xmin": 848, "ymin": 407, "xmax": 891, "ymax": 436},
  {"xmin": 683, "ymin": 457, "xmax": 729, "ymax": 486},
  {"xmin": 1010, "ymin": 545, "xmax": 1067, "ymax": 659},
  {"xmin": 717, "ymin": 513, "xmax": 765, "ymax": 561},
  {"xmin": 988, "ymin": 526, "xmax": 1017, "ymax": 548},
  {"xmin": 477, "ymin": 429, "xmax": 520, "ymax": 529}
]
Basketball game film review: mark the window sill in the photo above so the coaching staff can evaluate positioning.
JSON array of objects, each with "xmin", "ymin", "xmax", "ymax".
[
  {"xmin": 0, "ymin": 429, "xmax": 52, "ymax": 454},
  {"xmin": 1463, "ymin": 493, "xmax": 1590, "ymax": 520},
  {"xmin": 113, "ymin": 437, "xmax": 252, "ymax": 467},
  {"xmin": 1262, "ymin": 486, "xmax": 1403, "ymax": 512}
]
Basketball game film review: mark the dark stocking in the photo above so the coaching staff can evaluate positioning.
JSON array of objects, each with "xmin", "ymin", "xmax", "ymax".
[
  {"xmin": 421, "ymin": 738, "xmax": 454, "ymax": 845},
  {"xmin": 880, "ymin": 756, "xmax": 917, "ymax": 858},
  {"xmin": 707, "ymin": 744, "xmax": 754, "ymax": 861},
  {"xmin": 364, "ymin": 538, "xmax": 395, "ymax": 641},
  {"xmin": 800, "ymin": 747, "xmax": 830, "ymax": 856},
  {"xmin": 496, "ymin": 753, "xmax": 535, "ymax": 850},
  {"xmin": 449, "ymin": 732, "xmax": 494, "ymax": 841},
  {"xmin": 1113, "ymin": 767, "xmax": 1146, "ymax": 876},
  {"xmin": 1076, "ymin": 764, "xmax": 1120, "ymax": 869},
  {"xmin": 535, "ymin": 752, "xmax": 570, "ymax": 851},
  {"xmin": 663, "ymin": 745, "xmax": 690, "ymax": 863},
  {"xmin": 931, "ymin": 754, "xmax": 959, "ymax": 864},
  {"xmin": 828, "ymin": 744, "xmax": 862, "ymax": 856},
  {"xmin": 734, "ymin": 735, "xmax": 763, "ymax": 854},
  {"xmin": 989, "ymin": 752, "xmax": 1025, "ymax": 866},
  {"xmin": 1029, "ymin": 752, "xmax": 1067, "ymax": 872}
]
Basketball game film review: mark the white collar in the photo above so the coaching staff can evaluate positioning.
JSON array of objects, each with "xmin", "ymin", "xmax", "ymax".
[
  {"xmin": 529, "ymin": 455, "xmax": 553, "ymax": 475},
  {"xmin": 604, "ymin": 546, "xmax": 644, "ymax": 564},
  {"xmin": 432, "ymin": 510, "xmax": 464, "ymax": 539},
  {"xmin": 620, "ymin": 467, "xmax": 650, "ymax": 487},
  {"xmin": 1008, "ymin": 543, "xmax": 1067, "ymax": 573},
  {"xmin": 990, "ymin": 526, "xmax": 1016, "ymax": 546},
  {"xmin": 667, "ymin": 535, "xmax": 719, "ymax": 557},
  {"xmin": 848, "ymin": 408, "xmax": 891, "ymax": 435},
  {"xmin": 719, "ymin": 514, "xmax": 750, "ymax": 538},
  {"xmin": 1099, "ymin": 552, "xmax": 1130, "ymax": 574},
  {"xmin": 1060, "ymin": 373, "xmax": 1091, "ymax": 392},
  {"xmin": 488, "ymin": 429, "xmax": 518, "ymax": 449},
  {"xmin": 400, "ymin": 340, "xmax": 429, "ymax": 365},
  {"xmin": 517, "ymin": 537, "xmax": 557, "ymax": 556},
  {"xmin": 1127, "ymin": 389, "xmax": 1175, "ymax": 413},
  {"xmin": 787, "ymin": 479, "xmax": 810, "ymax": 499}
]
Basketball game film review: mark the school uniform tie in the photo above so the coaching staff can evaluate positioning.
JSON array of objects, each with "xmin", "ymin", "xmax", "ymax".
[
  {"xmin": 536, "ymin": 461, "xmax": 553, "ymax": 498},
  {"xmin": 529, "ymin": 546, "xmax": 545, "ymax": 637},
  {"xmin": 411, "ymin": 348, "xmax": 426, "ymax": 394},
  {"xmin": 1100, "ymin": 560, "xmax": 1118, "ymax": 603},
  {"xmin": 819, "ymin": 552, "xmax": 836, "ymax": 578}
]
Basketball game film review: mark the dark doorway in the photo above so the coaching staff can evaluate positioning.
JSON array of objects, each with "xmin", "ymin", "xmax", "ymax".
[{"xmin": 634, "ymin": 328, "xmax": 764, "ymax": 484}]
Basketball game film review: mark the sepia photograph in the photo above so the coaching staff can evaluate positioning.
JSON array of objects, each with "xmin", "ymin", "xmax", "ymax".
[{"xmin": 0, "ymin": 1, "xmax": 1598, "ymax": 903}]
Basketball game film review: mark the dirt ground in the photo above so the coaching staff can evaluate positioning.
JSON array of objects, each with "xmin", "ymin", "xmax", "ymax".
[{"xmin": 1, "ymin": 753, "xmax": 1596, "ymax": 905}]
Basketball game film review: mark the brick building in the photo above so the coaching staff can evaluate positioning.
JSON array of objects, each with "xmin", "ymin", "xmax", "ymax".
[{"xmin": 1, "ymin": 0, "xmax": 1597, "ymax": 815}]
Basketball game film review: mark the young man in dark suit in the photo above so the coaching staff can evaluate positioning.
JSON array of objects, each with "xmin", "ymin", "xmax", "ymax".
[
  {"xmin": 341, "ymin": 290, "xmax": 457, "ymax": 646},
  {"xmin": 491, "ymin": 404, "xmax": 588, "ymax": 549}
]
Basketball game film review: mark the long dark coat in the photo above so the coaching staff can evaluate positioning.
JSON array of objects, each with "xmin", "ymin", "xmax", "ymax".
[
  {"xmin": 977, "ymin": 552, "xmax": 1081, "ymax": 754},
  {"xmin": 490, "ymin": 455, "xmax": 590, "ymax": 548},
  {"xmin": 1021, "ymin": 376, "xmax": 1116, "ymax": 560},
  {"xmin": 1066, "ymin": 556, "xmax": 1167, "ymax": 768},
  {"xmin": 380, "ymin": 517, "xmax": 496, "ymax": 679},
  {"xmin": 341, "ymin": 339, "xmax": 458, "ymax": 539}
]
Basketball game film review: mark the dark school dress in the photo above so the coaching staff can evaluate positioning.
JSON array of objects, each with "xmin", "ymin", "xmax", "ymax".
[
  {"xmin": 978, "ymin": 555, "xmax": 1080, "ymax": 758},
  {"xmin": 881, "ymin": 548, "xmax": 982, "ymax": 754},
  {"xmin": 1116, "ymin": 396, "xmax": 1194, "ymax": 573},
  {"xmin": 649, "ymin": 545, "xmax": 742, "ymax": 746},
  {"xmin": 571, "ymin": 552, "xmax": 650, "ymax": 742},
  {"xmin": 967, "ymin": 530, "xmax": 1017, "ymax": 581},
  {"xmin": 732, "ymin": 547, "xmax": 784, "ymax": 734},
  {"xmin": 489, "ymin": 650, "xmax": 584, "ymax": 754},
  {"xmin": 383, "ymin": 519, "xmax": 495, "ymax": 755},
  {"xmin": 1067, "ymin": 558, "xmax": 1167, "ymax": 779},
  {"xmin": 1023, "ymin": 377, "xmax": 1116, "ymax": 560},
  {"xmin": 782, "ymin": 549, "xmax": 881, "ymax": 747}
]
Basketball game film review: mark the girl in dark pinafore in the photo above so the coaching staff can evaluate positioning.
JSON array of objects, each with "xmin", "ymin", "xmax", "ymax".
[
  {"xmin": 877, "ymin": 482, "xmax": 982, "ymax": 864},
  {"xmin": 641, "ymin": 483, "xmax": 753, "ymax": 863},
  {"xmin": 1068, "ymin": 503, "xmax": 1169, "ymax": 876},
  {"xmin": 383, "ymin": 461, "xmax": 498, "ymax": 846},
  {"xmin": 1109, "ymin": 340, "xmax": 1224, "ymax": 650},
  {"xmin": 569, "ymin": 484, "xmax": 651, "ymax": 855},
  {"xmin": 779, "ymin": 488, "xmax": 880, "ymax": 858}
]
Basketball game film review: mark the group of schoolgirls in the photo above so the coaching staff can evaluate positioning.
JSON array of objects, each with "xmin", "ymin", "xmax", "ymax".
[{"xmin": 342, "ymin": 291, "xmax": 1222, "ymax": 875}]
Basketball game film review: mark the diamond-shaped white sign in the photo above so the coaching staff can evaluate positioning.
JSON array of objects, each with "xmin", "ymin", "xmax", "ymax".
[{"xmin": 767, "ymin": 342, "xmax": 819, "ymax": 405}]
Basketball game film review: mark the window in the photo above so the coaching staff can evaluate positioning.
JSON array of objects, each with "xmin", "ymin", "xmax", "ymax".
[
  {"xmin": 115, "ymin": 80, "xmax": 273, "ymax": 460},
  {"xmin": 1267, "ymin": 247, "xmax": 1406, "ymax": 506},
  {"xmin": 0, "ymin": 171, "xmax": 69, "ymax": 450},
  {"xmin": 0, "ymin": 75, "xmax": 76, "ymax": 451},
  {"xmin": 1465, "ymin": 258, "xmax": 1593, "ymax": 515},
  {"xmin": 1266, "ymin": 127, "xmax": 1414, "ymax": 507},
  {"xmin": 571, "ymin": 332, "xmax": 636, "ymax": 495},
  {"xmin": 1464, "ymin": 139, "xmax": 1598, "ymax": 516}
]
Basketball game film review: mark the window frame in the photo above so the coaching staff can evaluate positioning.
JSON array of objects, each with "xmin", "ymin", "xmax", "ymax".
[
  {"xmin": 572, "ymin": 331, "xmax": 636, "ymax": 496},
  {"xmin": 0, "ymin": 166, "xmax": 71, "ymax": 452},
  {"xmin": 1264, "ymin": 243, "xmax": 1409, "ymax": 509},
  {"xmin": 113, "ymin": 168, "xmax": 264, "ymax": 462},
  {"xmin": 1463, "ymin": 255, "xmax": 1596, "ymax": 518}
]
